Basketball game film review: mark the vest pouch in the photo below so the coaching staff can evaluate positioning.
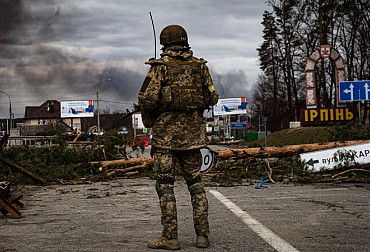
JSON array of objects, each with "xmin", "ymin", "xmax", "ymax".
[{"xmin": 161, "ymin": 86, "xmax": 173, "ymax": 104}]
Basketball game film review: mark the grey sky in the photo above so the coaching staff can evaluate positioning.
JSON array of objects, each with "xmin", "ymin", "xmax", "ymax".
[{"xmin": 0, "ymin": 0, "xmax": 270, "ymax": 118}]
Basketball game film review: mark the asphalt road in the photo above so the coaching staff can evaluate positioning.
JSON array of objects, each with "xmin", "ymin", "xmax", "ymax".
[{"xmin": 1, "ymin": 178, "xmax": 369, "ymax": 252}]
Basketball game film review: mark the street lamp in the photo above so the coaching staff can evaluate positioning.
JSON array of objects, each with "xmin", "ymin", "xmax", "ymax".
[
  {"xmin": 96, "ymin": 78, "xmax": 112, "ymax": 134},
  {"xmin": 0, "ymin": 91, "xmax": 12, "ymax": 135}
]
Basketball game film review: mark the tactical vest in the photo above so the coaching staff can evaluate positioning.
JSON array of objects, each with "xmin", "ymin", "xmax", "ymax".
[{"xmin": 161, "ymin": 60, "xmax": 206, "ymax": 110}]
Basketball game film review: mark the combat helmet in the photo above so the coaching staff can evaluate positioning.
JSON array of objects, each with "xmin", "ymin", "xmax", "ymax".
[{"xmin": 160, "ymin": 25, "xmax": 188, "ymax": 46}]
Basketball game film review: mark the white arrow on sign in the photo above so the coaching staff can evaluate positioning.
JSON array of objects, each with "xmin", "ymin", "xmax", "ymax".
[
  {"xmin": 343, "ymin": 83, "xmax": 354, "ymax": 101},
  {"xmin": 365, "ymin": 83, "xmax": 370, "ymax": 100}
]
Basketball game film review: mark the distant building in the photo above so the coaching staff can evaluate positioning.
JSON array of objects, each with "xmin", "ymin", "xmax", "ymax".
[
  {"xmin": 22, "ymin": 100, "xmax": 78, "ymax": 135},
  {"xmin": 25, "ymin": 100, "xmax": 61, "ymax": 125}
]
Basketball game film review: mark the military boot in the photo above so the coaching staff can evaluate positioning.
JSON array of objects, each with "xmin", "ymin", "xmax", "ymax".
[
  {"xmin": 148, "ymin": 236, "xmax": 180, "ymax": 250},
  {"xmin": 195, "ymin": 235, "xmax": 209, "ymax": 248}
]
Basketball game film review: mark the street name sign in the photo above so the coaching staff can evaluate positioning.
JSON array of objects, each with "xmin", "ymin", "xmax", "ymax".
[
  {"xmin": 339, "ymin": 80, "xmax": 370, "ymax": 102},
  {"xmin": 300, "ymin": 142, "xmax": 370, "ymax": 172},
  {"xmin": 231, "ymin": 122, "xmax": 247, "ymax": 129}
]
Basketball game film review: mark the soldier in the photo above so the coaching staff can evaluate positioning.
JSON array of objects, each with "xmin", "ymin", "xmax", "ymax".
[{"xmin": 138, "ymin": 24, "xmax": 218, "ymax": 250}]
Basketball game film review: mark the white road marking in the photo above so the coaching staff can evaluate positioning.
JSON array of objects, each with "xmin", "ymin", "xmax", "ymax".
[{"xmin": 209, "ymin": 189, "xmax": 300, "ymax": 252}]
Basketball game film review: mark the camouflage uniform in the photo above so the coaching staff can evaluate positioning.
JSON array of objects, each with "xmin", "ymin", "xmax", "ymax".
[{"xmin": 138, "ymin": 44, "xmax": 218, "ymax": 241}]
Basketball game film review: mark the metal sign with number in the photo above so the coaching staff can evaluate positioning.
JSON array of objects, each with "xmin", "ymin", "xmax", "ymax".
[
  {"xmin": 200, "ymin": 147, "xmax": 217, "ymax": 173},
  {"xmin": 339, "ymin": 81, "xmax": 370, "ymax": 101}
]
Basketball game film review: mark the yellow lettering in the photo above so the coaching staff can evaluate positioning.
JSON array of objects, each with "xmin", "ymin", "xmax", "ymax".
[
  {"xmin": 310, "ymin": 110, "xmax": 318, "ymax": 121},
  {"xmin": 305, "ymin": 110, "xmax": 309, "ymax": 121},
  {"xmin": 320, "ymin": 109, "xmax": 328, "ymax": 121},
  {"xmin": 345, "ymin": 108, "xmax": 353, "ymax": 120},
  {"xmin": 330, "ymin": 109, "xmax": 334, "ymax": 120},
  {"xmin": 336, "ymin": 108, "xmax": 344, "ymax": 120}
]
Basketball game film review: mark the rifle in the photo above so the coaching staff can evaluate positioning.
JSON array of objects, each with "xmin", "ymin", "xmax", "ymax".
[{"xmin": 122, "ymin": 105, "xmax": 140, "ymax": 120}]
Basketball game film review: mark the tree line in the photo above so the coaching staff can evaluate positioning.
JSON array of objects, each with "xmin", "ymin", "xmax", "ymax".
[{"xmin": 253, "ymin": 0, "xmax": 369, "ymax": 131}]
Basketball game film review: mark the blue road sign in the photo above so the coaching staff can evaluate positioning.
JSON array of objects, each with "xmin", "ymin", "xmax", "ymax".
[
  {"xmin": 262, "ymin": 117, "xmax": 268, "ymax": 122},
  {"xmin": 231, "ymin": 122, "xmax": 247, "ymax": 130},
  {"xmin": 339, "ymin": 81, "xmax": 370, "ymax": 101}
]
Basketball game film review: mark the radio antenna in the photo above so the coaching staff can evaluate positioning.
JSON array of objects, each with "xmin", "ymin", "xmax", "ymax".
[{"xmin": 149, "ymin": 12, "xmax": 157, "ymax": 59}]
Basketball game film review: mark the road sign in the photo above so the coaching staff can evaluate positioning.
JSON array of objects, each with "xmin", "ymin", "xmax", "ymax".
[
  {"xmin": 262, "ymin": 117, "xmax": 268, "ymax": 122},
  {"xmin": 200, "ymin": 147, "xmax": 217, "ymax": 173},
  {"xmin": 214, "ymin": 126, "xmax": 219, "ymax": 132},
  {"xmin": 339, "ymin": 81, "xmax": 370, "ymax": 101},
  {"xmin": 231, "ymin": 122, "xmax": 247, "ymax": 130},
  {"xmin": 300, "ymin": 142, "xmax": 370, "ymax": 172}
]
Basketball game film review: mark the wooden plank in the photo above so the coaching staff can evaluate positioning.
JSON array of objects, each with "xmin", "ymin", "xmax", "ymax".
[
  {"xmin": 0, "ymin": 192, "xmax": 23, "ymax": 215},
  {"xmin": 0, "ymin": 156, "xmax": 46, "ymax": 184},
  {"xmin": 0, "ymin": 194, "xmax": 21, "ymax": 219}
]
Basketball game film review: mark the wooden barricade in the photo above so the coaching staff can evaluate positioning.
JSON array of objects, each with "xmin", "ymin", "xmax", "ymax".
[{"xmin": 0, "ymin": 134, "xmax": 46, "ymax": 218}]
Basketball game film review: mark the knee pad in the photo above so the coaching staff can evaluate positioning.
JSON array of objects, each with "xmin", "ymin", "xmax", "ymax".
[
  {"xmin": 155, "ymin": 178, "xmax": 175, "ymax": 199},
  {"xmin": 186, "ymin": 176, "xmax": 205, "ymax": 195}
]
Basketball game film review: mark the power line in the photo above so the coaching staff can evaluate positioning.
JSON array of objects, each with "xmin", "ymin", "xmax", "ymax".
[{"xmin": 99, "ymin": 100, "xmax": 136, "ymax": 105}]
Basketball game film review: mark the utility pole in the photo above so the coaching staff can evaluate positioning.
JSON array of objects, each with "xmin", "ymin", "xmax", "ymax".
[
  {"xmin": 0, "ymin": 91, "xmax": 12, "ymax": 134},
  {"xmin": 96, "ymin": 79, "xmax": 112, "ymax": 134}
]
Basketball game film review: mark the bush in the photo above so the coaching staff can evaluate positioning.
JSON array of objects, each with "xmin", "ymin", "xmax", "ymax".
[{"xmin": 326, "ymin": 122, "xmax": 370, "ymax": 141}]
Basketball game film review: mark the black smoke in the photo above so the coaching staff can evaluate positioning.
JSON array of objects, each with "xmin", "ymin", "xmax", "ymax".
[
  {"xmin": 213, "ymin": 69, "xmax": 251, "ymax": 99},
  {"xmin": 0, "ymin": 0, "xmax": 143, "ymax": 118}
]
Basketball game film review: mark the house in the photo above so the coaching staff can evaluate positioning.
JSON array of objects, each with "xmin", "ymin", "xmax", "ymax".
[
  {"xmin": 25, "ymin": 100, "xmax": 61, "ymax": 125},
  {"xmin": 22, "ymin": 100, "xmax": 77, "ymax": 135}
]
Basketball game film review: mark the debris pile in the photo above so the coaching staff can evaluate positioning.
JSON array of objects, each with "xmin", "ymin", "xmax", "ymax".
[{"xmin": 98, "ymin": 157, "xmax": 154, "ymax": 178}]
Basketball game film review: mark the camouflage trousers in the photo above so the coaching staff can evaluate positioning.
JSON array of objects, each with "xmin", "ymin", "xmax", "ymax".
[{"xmin": 153, "ymin": 148, "xmax": 210, "ymax": 239}]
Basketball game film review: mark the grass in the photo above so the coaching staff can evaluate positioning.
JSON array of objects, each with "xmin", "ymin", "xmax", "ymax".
[
  {"xmin": 252, "ymin": 126, "xmax": 331, "ymax": 147},
  {"xmin": 251, "ymin": 122, "xmax": 370, "ymax": 147}
]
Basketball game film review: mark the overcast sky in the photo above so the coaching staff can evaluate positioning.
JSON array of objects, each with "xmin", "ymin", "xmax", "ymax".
[{"xmin": 0, "ymin": 0, "xmax": 270, "ymax": 119}]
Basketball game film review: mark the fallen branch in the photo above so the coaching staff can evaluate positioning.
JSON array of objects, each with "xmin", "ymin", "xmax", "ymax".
[
  {"xmin": 58, "ymin": 178, "xmax": 93, "ymax": 185},
  {"xmin": 265, "ymin": 157, "xmax": 275, "ymax": 183},
  {"xmin": 124, "ymin": 171, "xmax": 139, "ymax": 176},
  {"xmin": 331, "ymin": 168, "xmax": 370, "ymax": 179},
  {"xmin": 105, "ymin": 163, "xmax": 149, "ymax": 177}
]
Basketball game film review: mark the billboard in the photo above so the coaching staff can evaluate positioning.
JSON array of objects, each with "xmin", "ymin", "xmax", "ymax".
[
  {"xmin": 61, "ymin": 100, "xmax": 94, "ymax": 118},
  {"xmin": 213, "ymin": 97, "xmax": 247, "ymax": 116}
]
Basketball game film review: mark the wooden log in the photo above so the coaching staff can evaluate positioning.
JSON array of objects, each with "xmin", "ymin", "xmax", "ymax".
[
  {"xmin": 0, "ymin": 156, "xmax": 46, "ymax": 184},
  {"xmin": 105, "ymin": 163, "xmax": 150, "ymax": 177},
  {"xmin": 216, "ymin": 139, "xmax": 370, "ymax": 160},
  {"xmin": 0, "ymin": 192, "xmax": 23, "ymax": 215},
  {"xmin": 99, "ymin": 157, "xmax": 153, "ymax": 170},
  {"xmin": 0, "ymin": 194, "xmax": 21, "ymax": 219},
  {"xmin": 95, "ymin": 140, "xmax": 370, "ymax": 171},
  {"xmin": 124, "ymin": 171, "xmax": 139, "ymax": 176}
]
